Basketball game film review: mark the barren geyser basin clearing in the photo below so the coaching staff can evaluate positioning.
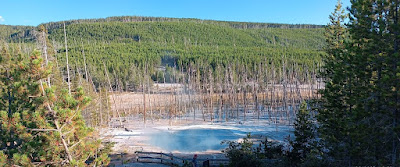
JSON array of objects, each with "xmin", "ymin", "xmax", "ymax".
[
  {"xmin": 103, "ymin": 85, "xmax": 307, "ymax": 154},
  {"xmin": 103, "ymin": 119, "xmax": 292, "ymax": 153}
]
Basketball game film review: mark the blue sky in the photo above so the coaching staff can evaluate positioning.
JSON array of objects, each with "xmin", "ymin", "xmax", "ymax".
[{"xmin": 0, "ymin": 0, "xmax": 351, "ymax": 26}]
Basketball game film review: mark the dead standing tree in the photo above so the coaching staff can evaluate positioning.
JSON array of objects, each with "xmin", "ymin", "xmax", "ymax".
[{"xmin": 63, "ymin": 22, "xmax": 71, "ymax": 95}]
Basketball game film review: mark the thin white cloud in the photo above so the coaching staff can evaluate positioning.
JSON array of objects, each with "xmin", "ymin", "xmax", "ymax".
[{"xmin": 0, "ymin": 16, "xmax": 4, "ymax": 22}]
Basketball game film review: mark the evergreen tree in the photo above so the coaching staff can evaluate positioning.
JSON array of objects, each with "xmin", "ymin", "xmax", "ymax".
[
  {"xmin": 0, "ymin": 45, "xmax": 44, "ymax": 166},
  {"xmin": 319, "ymin": 0, "xmax": 400, "ymax": 166},
  {"xmin": 223, "ymin": 133, "xmax": 263, "ymax": 167},
  {"xmin": 318, "ymin": 0, "xmax": 355, "ymax": 165},
  {"xmin": 288, "ymin": 101, "xmax": 316, "ymax": 166},
  {"xmin": 0, "ymin": 48, "xmax": 109, "ymax": 166},
  {"xmin": 346, "ymin": 0, "xmax": 400, "ymax": 165}
]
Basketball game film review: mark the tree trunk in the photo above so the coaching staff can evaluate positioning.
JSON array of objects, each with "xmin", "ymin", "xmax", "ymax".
[{"xmin": 63, "ymin": 22, "xmax": 71, "ymax": 95}]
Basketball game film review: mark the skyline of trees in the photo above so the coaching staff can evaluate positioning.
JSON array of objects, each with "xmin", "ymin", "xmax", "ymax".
[{"xmin": 0, "ymin": 1, "xmax": 399, "ymax": 166}]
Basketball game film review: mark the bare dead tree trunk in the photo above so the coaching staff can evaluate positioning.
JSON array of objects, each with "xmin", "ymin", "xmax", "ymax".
[
  {"xmin": 81, "ymin": 39, "xmax": 89, "ymax": 82},
  {"xmin": 63, "ymin": 22, "xmax": 71, "ymax": 95},
  {"xmin": 147, "ymin": 66, "xmax": 153, "ymax": 124},
  {"xmin": 282, "ymin": 56, "xmax": 289, "ymax": 124},
  {"xmin": 209, "ymin": 69, "xmax": 214, "ymax": 122},
  {"xmin": 103, "ymin": 62, "xmax": 123, "ymax": 127},
  {"xmin": 143, "ymin": 68, "xmax": 147, "ymax": 125},
  {"xmin": 41, "ymin": 30, "xmax": 51, "ymax": 87},
  {"xmin": 99, "ymin": 88, "xmax": 103, "ymax": 126}
]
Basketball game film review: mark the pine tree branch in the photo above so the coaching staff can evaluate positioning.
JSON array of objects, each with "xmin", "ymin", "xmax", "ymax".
[
  {"xmin": 60, "ymin": 105, "xmax": 80, "ymax": 131},
  {"xmin": 39, "ymin": 78, "xmax": 74, "ymax": 163},
  {"xmin": 27, "ymin": 128, "xmax": 57, "ymax": 132},
  {"xmin": 69, "ymin": 136, "xmax": 88, "ymax": 149},
  {"xmin": 55, "ymin": 120, "xmax": 73, "ymax": 163},
  {"xmin": 63, "ymin": 129, "xmax": 74, "ymax": 136}
]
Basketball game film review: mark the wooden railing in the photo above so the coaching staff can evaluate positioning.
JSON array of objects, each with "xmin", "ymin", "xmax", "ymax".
[{"xmin": 135, "ymin": 151, "xmax": 229, "ymax": 166}]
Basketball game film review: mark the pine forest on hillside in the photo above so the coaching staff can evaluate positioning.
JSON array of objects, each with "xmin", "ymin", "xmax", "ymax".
[
  {"xmin": 0, "ymin": 17, "xmax": 325, "ymax": 128},
  {"xmin": 0, "ymin": 0, "xmax": 399, "ymax": 166}
]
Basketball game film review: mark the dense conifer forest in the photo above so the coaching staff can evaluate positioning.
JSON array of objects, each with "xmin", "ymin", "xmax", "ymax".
[
  {"xmin": 0, "ymin": 0, "xmax": 399, "ymax": 166},
  {"xmin": 0, "ymin": 16, "xmax": 325, "ymax": 91}
]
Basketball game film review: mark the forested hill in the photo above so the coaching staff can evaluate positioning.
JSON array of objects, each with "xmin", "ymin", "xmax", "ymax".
[
  {"xmin": 1, "ymin": 16, "xmax": 324, "ymax": 44},
  {"xmin": 0, "ymin": 25, "xmax": 34, "ymax": 42},
  {"xmin": 42, "ymin": 16, "xmax": 324, "ymax": 31},
  {"xmin": 0, "ymin": 16, "xmax": 326, "ymax": 91}
]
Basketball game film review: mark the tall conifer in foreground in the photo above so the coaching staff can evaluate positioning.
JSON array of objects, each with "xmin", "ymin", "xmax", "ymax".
[
  {"xmin": 347, "ymin": 0, "xmax": 400, "ymax": 165},
  {"xmin": 319, "ymin": 0, "xmax": 400, "ymax": 166},
  {"xmin": 318, "ymin": 0, "xmax": 355, "ymax": 165},
  {"xmin": 0, "ymin": 48, "xmax": 109, "ymax": 166}
]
